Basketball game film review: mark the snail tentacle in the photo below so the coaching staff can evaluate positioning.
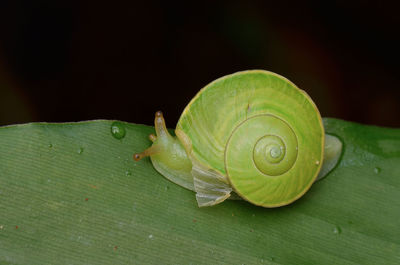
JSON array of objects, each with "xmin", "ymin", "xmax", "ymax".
[{"xmin": 134, "ymin": 111, "xmax": 194, "ymax": 190}]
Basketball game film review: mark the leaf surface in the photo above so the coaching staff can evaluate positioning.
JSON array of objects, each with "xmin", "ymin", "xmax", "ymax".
[{"xmin": 0, "ymin": 118, "xmax": 399, "ymax": 264}]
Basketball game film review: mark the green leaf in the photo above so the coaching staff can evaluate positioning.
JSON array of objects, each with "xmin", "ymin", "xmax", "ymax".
[{"xmin": 0, "ymin": 118, "xmax": 399, "ymax": 264}]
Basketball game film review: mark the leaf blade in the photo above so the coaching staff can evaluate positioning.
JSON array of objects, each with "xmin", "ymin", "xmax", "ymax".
[{"xmin": 0, "ymin": 119, "xmax": 399, "ymax": 264}]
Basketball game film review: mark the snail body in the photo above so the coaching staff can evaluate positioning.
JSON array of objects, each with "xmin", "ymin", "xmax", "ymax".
[{"xmin": 134, "ymin": 70, "xmax": 342, "ymax": 207}]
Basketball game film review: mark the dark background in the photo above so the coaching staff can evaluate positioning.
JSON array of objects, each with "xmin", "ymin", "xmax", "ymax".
[{"xmin": 0, "ymin": 1, "xmax": 399, "ymax": 128}]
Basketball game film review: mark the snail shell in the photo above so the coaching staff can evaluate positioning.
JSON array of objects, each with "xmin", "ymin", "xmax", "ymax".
[{"xmin": 134, "ymin": 70, "xmax": 341, "ymax": 207}]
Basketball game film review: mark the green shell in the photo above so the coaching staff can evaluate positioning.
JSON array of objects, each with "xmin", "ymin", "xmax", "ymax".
[{"xmin": 176, "ymin": 70, "xmax": 324, "ymax": 207}]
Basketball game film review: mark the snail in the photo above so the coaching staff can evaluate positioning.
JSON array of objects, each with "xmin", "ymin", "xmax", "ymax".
[{"xmin": 134, "ymin": 70, "xmax": 342, "ymax": 207}]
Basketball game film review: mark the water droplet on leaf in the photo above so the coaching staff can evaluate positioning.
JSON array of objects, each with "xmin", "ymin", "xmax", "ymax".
[
  {"xmin": 333, "ymin": 226, "xmax": 342, "ymax": 234},
  {"xmin": 374, "ymin": 167, "xmax": 381, "ymax": 174},
  {"xmin": 111, "ymin": 122, "xmax": 126, "ymax": 139}
]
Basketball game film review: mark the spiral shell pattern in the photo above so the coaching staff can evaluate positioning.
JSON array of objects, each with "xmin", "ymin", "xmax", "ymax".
[{"xmin": 176, "ymin": 70, "xmax": 324, "ymax": 207}]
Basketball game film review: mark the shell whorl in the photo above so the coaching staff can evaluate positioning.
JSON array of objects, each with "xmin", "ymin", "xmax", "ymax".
[
  {"xmin": 224, "ymin": 112, "xmax": 312, "ymax": 207},
  {"xmin": 249, "ymin": 115, "xmax": 297, "ymax": 176}
]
